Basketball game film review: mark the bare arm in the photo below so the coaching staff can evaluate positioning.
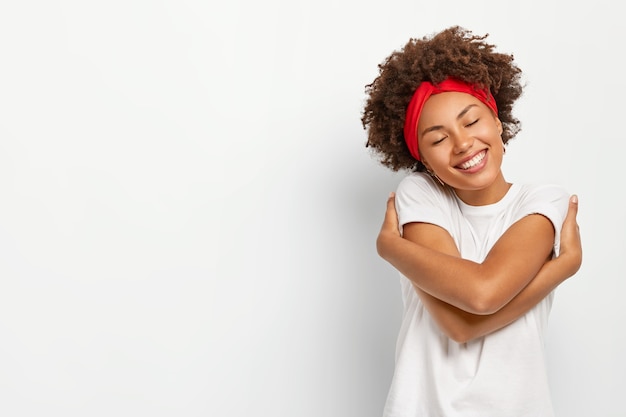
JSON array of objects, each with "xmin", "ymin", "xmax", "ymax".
[
  {"xmin": 377, "ymin": 193, "xmax": 554, "ymax": 314},
  {"xmin": 377, "ymin": 192, "xmax": 570, "ymax": 314},
  {"xmin": 414, "ymin": 195, "xmax": 582, "ymax": 342}
]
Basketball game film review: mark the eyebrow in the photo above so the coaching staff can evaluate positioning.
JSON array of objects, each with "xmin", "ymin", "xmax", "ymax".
[{"xmin": 419, "ymin": 104, "xmax": 479, "ymax": 137}]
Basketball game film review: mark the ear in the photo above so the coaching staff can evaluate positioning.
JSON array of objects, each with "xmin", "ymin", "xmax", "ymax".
[{"xmin": 495, "ymin": 117, "xmax": 503, "ymax": 135}]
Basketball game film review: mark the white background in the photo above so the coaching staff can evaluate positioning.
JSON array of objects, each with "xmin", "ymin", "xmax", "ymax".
[{"xmin": 0, "ymin": 1, "xmax": 622, "ymax": 416}]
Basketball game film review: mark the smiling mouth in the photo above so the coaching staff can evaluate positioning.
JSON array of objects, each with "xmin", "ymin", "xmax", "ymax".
[{"xmin": 457, "ymin": 150, "xmax": 486, "ymax": 170}]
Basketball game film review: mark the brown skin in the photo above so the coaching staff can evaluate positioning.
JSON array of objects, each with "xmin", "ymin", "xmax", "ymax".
[
  {"xmin": 364, "ymin": 26, "xmax": 583, "ymax": 342},
  {"xmin": 417, "ymin": 92, "xmax": 508, "ymax": 205},
  {"xmin": 375, "ymin": 86, "xmax": 566, "ymax": 317},
  {"xmin": 361, "ymin": 26, "xmax": 522, "ymax": 173},
  {"xmin": 377, "ymin": 193, "xmax": 582, "ymax": 343},
  {"xmin": 377, "ymin": 208, "xmax": 555, "ymax": 316}
]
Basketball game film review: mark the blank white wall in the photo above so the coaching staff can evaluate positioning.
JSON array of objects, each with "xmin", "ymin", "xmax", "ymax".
[{"xmin": 0, "ymin": 1, "xmax": 621, "ymax": 416}]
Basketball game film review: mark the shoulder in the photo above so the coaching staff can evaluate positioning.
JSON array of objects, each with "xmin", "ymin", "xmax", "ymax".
[
  {"xmin": 511, "ymin": 183, "xmax": 569, "ymax": 232},
  {"xmin": 517, "ymin": 183, "xmax": 569, "ymax": 200},
  {"xmin": 515, "ymin": 183, "xmax": 569, "ymax": 214},
  {"xmin": 396, "ymin": 172, "xmax": 434, "ymax": 191},
  {"xmin": 395, "ymin": 172, "xmax": 458, "ymax": 227},
  {"xmin": 396, "ymin": 172, "xmax": 453, "ymax": 201},
  {"xmin": 396, "ymin": 172, "xmax": 457, "ymax": 210}
]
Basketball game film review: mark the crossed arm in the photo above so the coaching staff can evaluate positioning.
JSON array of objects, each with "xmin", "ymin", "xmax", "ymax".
[{"xmin": 376, "ymin": 193, "xmax": 582, "ymax": 343}]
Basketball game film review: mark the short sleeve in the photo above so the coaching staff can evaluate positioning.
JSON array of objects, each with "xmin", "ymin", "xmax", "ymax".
[
  {"xmin": 395, "ymin": 173, "xmax": 457, "ymax": 233},
  {"xmin": 513, "ymin": 184, "xmax": 569, "ymax": 256}
]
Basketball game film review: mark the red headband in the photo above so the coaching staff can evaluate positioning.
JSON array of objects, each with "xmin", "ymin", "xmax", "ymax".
[{"xmin": 403, "ymin": 78, "xmax": 498, "ymax": 161}]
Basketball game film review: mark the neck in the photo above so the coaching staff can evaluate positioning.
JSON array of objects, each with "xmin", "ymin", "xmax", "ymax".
[{"xmin": 453, "ymin": 172, "xmax": 511, "ymax": 206}]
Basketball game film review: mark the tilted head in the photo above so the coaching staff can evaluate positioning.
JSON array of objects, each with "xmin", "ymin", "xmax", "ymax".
[{"xmin": 361, "ymin": 26, "xmax": 523, "ymax": 173}]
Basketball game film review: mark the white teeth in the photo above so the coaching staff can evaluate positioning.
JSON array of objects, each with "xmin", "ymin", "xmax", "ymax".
[{"xmin": 459, "ymin": 151, "xmax": 485, "ymax": 170}]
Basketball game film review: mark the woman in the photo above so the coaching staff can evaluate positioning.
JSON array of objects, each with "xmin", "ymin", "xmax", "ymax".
[{"xmin": 361, "ymin": 26, "xmax": 582, "ymax": 416}]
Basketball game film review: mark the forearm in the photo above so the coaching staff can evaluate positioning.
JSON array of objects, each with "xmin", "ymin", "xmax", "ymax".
[
  {"xmin": 377, "ymin": 214, "xmax": 553, "ymax": 314},
  {"xmin": 378, "ymin": 230, "xmax": 489, "ymax": 313},
  {"xmin": 418, "ymin": 255, "xmax": 573, "ymax": 343}
]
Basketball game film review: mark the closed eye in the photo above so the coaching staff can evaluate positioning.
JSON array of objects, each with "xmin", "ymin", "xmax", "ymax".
[
  {"xmin": 465, "ymin": 119, "xmax": 479, "ymax": 127},
  {"xmin": 433, "ymin": 136, "xmax": 447, "ymax": 145}
]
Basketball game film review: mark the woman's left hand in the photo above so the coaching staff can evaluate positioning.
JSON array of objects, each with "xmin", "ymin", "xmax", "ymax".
[{"xmin": 376, "ymin": 192, "xmax": 401, "ymax": 258}]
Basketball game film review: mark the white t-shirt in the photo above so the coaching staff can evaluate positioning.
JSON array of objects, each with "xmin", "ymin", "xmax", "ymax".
[{"xmin": 382, "ymin": 172, "xmax": 569, "ymax": 417}]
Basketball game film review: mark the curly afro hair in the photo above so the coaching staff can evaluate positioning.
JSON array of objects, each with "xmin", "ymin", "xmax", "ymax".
[{"xmin": 361, "ymin": 26, "xmax": 523, "ymax": 172}]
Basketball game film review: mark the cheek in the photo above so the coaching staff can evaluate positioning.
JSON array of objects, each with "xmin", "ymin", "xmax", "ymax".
[
  {"xmin": 473, "ymin": 125, "xmax": 502, "ymax": 148},
  {"xmin": 476, "ymin": 123, "xmax": 497, "ymax": 137},
  {"xmin": 421, "ymin": 149, "xmax": 450, "ymax": 171},
  {"xmin": 418, "ymin": 138, "xmax": 450, "ymax": 164}
]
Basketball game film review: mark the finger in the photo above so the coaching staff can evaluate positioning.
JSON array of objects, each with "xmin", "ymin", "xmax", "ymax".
[
  {"xmin": 565, "ymin": 194, "xmax": 579, "ymax": 222},
  {"xmin": 385, "ymin": 192, "xmax": 396, "ymax": 213},
  {"xmin": 381, "ymin": 192, "xmax": 399, "ymax": 232}
]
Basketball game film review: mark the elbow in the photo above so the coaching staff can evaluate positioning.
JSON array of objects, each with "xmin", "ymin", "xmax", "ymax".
[
  {"xmin": 375, "ymin": 232, "xmax": 391, "ymax": 260},
  {"xmin": 431, "ymin": 312, "xmax": 481, "ymax": 344},
  {"xmin": 465, "ymin": 286, "xmax": 507, "ymax": 315},
  {"xmin": 466, "ymin": 300, "xmax": 499, "ymax": 316}
]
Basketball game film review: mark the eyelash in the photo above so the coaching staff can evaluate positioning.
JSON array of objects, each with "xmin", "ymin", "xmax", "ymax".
[{"xmin": 431, "ymin": 119, "xmax": 480, "ymax": 145}]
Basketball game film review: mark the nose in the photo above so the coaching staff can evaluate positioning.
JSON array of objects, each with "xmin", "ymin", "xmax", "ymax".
[{"xmin": 452, "ymin": 131, "xmax": 474, "ymax": 155}]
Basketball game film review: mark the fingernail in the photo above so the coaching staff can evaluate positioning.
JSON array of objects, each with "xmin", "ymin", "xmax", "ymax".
[{"xmin": 571, "ymin": 194, "xmax": 578, "ymax": 204}]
